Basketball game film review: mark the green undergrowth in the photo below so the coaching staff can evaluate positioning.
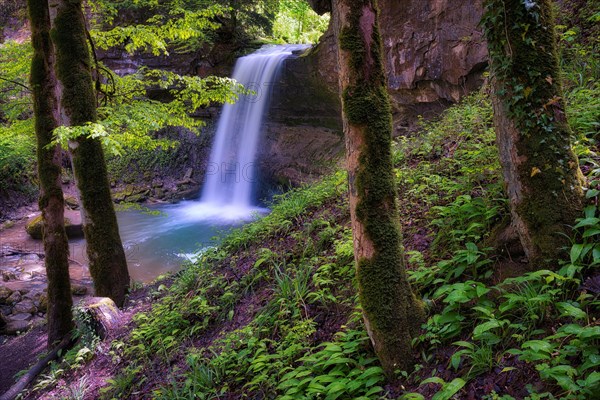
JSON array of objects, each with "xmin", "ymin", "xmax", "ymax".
[
  {"xmin": 30, "ymin": 76, "xmax": 599, "ymax": 400},
  {"xmin": 89, "ymin": 85, "xmax": 597, "ymax": 400},
  {"xmin": 394, "ymin": 89, "xmax": 506, "ymax": 256}
]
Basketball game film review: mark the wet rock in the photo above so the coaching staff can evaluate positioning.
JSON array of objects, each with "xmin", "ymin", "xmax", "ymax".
[
  {"xmin": 21, "ymin": 253, "xmax": 40, "ymax": 262},
  {"xmin": 14, "ymin": 299, "xmax": 37, "ymax": 314},
  {"xmin": 24, "ymin": 290, "xmax": 43, "ymax": 302},
  {"xmin": 125, "ymin": 192, "xmax": 149, "ymax": 203},
  {"xmin": 64, "ymin": 195, "xmax": 80, "ymax": 210},
  {"xmin": 25, "ymin": 211, "xmax": 84, "ymax": 240},
  {"xmin": 71, "ymin": 284, "xmax": 88, "ymax": 296},
  {"xmin": 0, "ymin": 285, "xmax": 13, "ymax": 301},
  {"xmin": 2, "ymin": 270, "xmax": 17, "ymax": 282},
  {"xmin": 171, "ymin": 186, "xmax": 201, "ymax": 201},
  {"xmin": 1, "ymin": 305, "xmax": 12, "ymax": 315},
  {"xmin": 153, "ymin": 187, "xmax": 165, "ymax": 199},
  {"xmin": 6, "ymin": 291, "xmax": 21, "ymax": 304},
  {"xmin": 16, "ymin": 272, "xmax": 33, "ymax": 281},
  {"xmin": 4, "ymin": 320, "xmax": 30, "ymax": 335},
  {"xmin": 38, "ymin": 292, "xmax": 48, "ymax": 310},
  {"xmin": 8, "ymin": 313, "xmax": 32, "ymax": 322},
  {"xmin": 25, "ymin": 215, "xmax": 43, "ymax": 239}
]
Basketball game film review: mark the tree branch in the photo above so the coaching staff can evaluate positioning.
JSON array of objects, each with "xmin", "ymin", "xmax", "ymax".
[{"xmin": 0, "ymin": 76, "xmax": 31, "ymax": 91}]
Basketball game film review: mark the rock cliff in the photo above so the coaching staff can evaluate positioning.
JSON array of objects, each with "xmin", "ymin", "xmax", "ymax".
[{"xmin": 309, "ymin": 0, "xmax": 488, "ymax": 132}]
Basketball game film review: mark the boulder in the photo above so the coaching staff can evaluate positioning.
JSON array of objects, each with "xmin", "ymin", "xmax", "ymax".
[
  {"xmin": 25, "ymin": 211, "xmax": 84, "ymax": 240},
  {"xmin": 24, "ymin": 215, "xmax": 44, "ymax": 239},
  {"xmin": 2, "ymin": 270, "xmax": 17, "ymax": 281},
  {"xmin": 8, "ymin": 312, "xmax": 32, "ymax": 322},
  {"xmin": 13, "ymin": 299, "xmax": 37, "ymax": 314},
  {"xmin": 6, "ymin": 290, "xmax": 21, "ymax": 305},
  {"xmin": 3, "ymin": 320, "xmax": 30, "ymax": 335},
  {"xmin": 37, "ymin": 292, "xmax": 48, "ymax": 311},
  {"xmin": 0, "ymin": 285, "xmax": 13, "ymax": 301}
]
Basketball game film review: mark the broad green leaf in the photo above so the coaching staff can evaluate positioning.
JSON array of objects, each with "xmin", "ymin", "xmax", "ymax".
[
  {"xmin": 473, "ymin": 320, "xmax": 501, "ymax": 338},
  {"xmin": 432, "ymin": 378, "xmax": 466, "ymax": 400},
  {"xmin": 571, "ymin": 243, "xmax": 585, "ymax": 263},
  {"xmin": 556, "ymin": 302, "xmax": 587, "ymax": 320}
]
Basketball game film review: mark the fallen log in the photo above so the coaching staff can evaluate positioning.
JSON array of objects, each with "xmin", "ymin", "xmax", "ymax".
[{"xmin": 0, "ymin": 335, "xmax": 75, "ymax": 400}]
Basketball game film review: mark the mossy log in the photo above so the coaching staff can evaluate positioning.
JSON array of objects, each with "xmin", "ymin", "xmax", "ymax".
[{"xmin": 332, "ymin": 0, "xmax": 425, "ymax": 374}]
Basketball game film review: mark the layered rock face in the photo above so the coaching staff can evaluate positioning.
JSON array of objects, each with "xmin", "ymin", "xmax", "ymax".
[
  {"xmin": 309, "ymin": 0, "xmax": 488, "ymax": 132},
  {"xmin": 259, "ymin": 49, "xmax": 344, "ymax": 187},
  {"xmin": 379, "ymin": 0, "xmax": 487, "ymax": 128}
]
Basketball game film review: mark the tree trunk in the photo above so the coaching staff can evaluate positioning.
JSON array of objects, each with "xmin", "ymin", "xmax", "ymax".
[
  {"xmin": 27, "ymin": 0, "xmax": 73, "ymax": 347},
  {"xmin": 483, "ymin": 0, "xmax": 585, "ymax": 266},
  {"xmin": 50, "ymin": 0, "xmax": 130, "ymax": 306},
  {"xmin": 332, "ymin": 0, "xmax": 424, "ymax": 374}
]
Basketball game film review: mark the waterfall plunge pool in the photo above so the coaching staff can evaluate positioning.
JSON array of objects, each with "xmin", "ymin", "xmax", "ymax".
[{"xmin": 115, "ymin": 202, "xmax": 268, "ymax": 282}]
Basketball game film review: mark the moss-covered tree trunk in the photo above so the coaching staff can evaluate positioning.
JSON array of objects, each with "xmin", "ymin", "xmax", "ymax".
[
  {"xmin": 332, "ymin": 0, "xmax": 424, "ymax": 374},
  {"xmin": 483, "ymin": 0, "xmax": 585, "ymax": 266},
  {"xmin": 27, "ymin": 0, "xmax": 73, "ymax": 346},
  {"xmin": 49, "ymin": 0, "xmax": 130, "ymax": 306}
]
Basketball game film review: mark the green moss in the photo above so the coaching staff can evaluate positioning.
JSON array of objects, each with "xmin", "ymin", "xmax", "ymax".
[
  {"xmin": 51, "ymin": 0, "xmax": 130, "ymax": 306},
  {"xmin": 483, "ymin": 0, "xmax": 584, "ymax": 264},
  {"xmin": 50, "ymin": 1, "xmax": 97, "ymax": 126},
  {"xmin": 27, "ymin": 0, "xmax": 74, "ymax": 345},
  {"xmin": 339, "ymin": 0, "xmax": 425, "ymax": 372}
]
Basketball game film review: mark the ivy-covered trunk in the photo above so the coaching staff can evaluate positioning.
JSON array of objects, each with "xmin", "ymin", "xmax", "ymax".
[
  {"xmin": 27, "ymin": 0, "xmax": 73, "ymax": 346},
  {"xmin": 332, "ymin": 0, "xmax": 424, "ymax": 374},
  {"xmin": 483, "ymin": 0, "xmax": 585, "ymax": 266},
  {"xmin": 50, "ymin": 0, "xmax": 130, "ymax": 306}
]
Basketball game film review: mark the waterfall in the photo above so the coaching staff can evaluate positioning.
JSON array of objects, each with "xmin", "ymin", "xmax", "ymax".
[
  {"xmin": 179, "ymin": 44, "xmax": 309, "ymax": 221},
  {"xmin": 201, "ymin": 45, "xmax": 308, "ymax": 215}
]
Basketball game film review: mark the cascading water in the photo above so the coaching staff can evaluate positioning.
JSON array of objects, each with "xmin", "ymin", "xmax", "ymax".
[
  {"xmin": 111, "ymin": 45, "xmax": 310, "ymax": 281},
  {"xmin": 183, "ymin": 44, "xmax": 309, "ymax": 219}
]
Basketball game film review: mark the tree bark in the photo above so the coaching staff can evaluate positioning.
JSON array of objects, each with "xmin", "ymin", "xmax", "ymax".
[
  {"xmin": 483, "ymin": 0, "xmax": 585, "ymax": 266},
  {"xmin": 27, "ymin": 0, "xmax": 73, "ymax": 347},
  {"xmin": 332, "ymin": 0, "xmax": 424, "ymax": 374},
  {"xmin": 49, "ymin": 0, "xmax": 130, "ymax": 306}
]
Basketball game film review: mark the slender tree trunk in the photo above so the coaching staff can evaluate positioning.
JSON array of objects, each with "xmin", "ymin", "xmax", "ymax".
[
  {"xmin": 332, "ymin": 0, "xmax": 424, "ymax": 374},
  {"xmin": 483, "ymin": 0, "xmax": 584, "ymax": 266},
  {"xmin": 50, "ymin": 0, "xmax": 130, "ymax": 306},
  {"xmin": 27, "ymin": 0, "xmax": 73, "ymax": 346}
]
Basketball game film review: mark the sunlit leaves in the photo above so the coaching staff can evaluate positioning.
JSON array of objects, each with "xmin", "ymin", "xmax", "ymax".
[
  {"xmin": 0, "ymin": 40, "xmax": 32, "ymax": 122},
  {"xmin": 52, "ymin": 68, "xmax": 247, "ymax": 155},
  {"xmin": 91, "ymin": 5, "xmax": 228, "ymax": 55}
]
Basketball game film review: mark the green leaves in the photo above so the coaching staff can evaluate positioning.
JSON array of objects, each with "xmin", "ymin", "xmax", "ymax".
[
  {"xmin": 278, "ymin": 330, "xmax": 385, "ymax": 399},
  {"xmin": 92, "ymin": 5, "xmax": 227, "ymax": 55}
]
